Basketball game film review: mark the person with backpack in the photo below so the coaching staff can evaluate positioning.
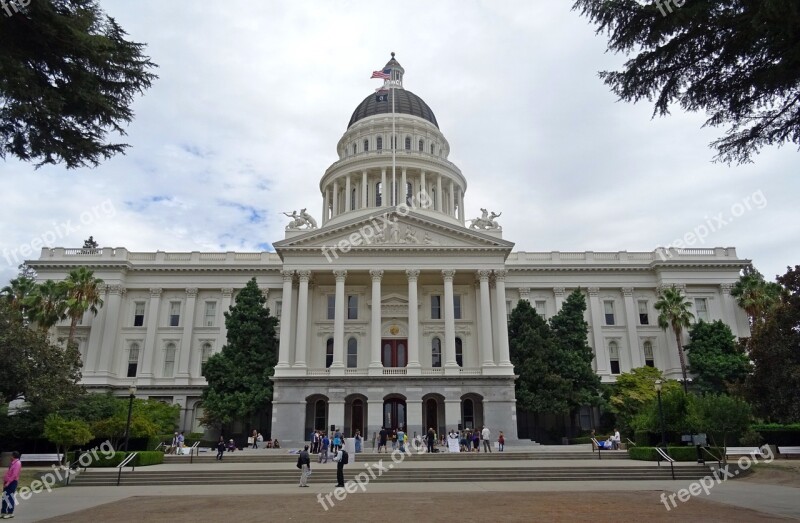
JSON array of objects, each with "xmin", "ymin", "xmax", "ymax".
[
  {"xmin": 333, "ymin": 447, "xmax": 348, "ymax": 487},
  {"xmin": 319, "ymin": 433, "xmax": 330, "ymax": 463}
]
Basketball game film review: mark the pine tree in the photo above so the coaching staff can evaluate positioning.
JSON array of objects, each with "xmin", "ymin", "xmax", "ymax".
[
  {"xmin": 200, "ymin": 278, "xmax": 278, "ymax": 427},
  {"xmin": 685, "ymin": 320, "xmax": 752, "ymax": 395}
]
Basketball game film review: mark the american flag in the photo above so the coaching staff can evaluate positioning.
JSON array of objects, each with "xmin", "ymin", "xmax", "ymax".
[{"xmin": 371, "ymin": 69, "xmax": 391, "ymax": 79}]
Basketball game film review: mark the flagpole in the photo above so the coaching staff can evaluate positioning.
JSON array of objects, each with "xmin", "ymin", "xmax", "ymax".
[{"xmin": 391, "ymin": 67, "xmax": 396, "ymax": 207}]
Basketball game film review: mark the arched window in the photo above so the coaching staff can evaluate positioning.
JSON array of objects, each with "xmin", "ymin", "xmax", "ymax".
[
  {"xmin": 351, "ymin": 188, "xmax": 357, "ymax": 210},
  {"xmin": 430, "ymin": 143, "xmax": 435, "ymax": 155},
  {"xmin": 406, "ymin": 182, "xmax": 412, "ymax": 205},
  {"xmin": 375, "ymin": 182, "xmax": 382, "ymax": 206},
  {"xmin": 377, "ymin": 136, "xmax": 383, "ymax": 150},
  {"xmin": 643, "ymin": 341, "xmax": 654, "ymax": 367},
  {"xmin": 201, "ymin": 342, "xmax": 212, "ymax": 375},
  {"xmin": 432, "ymin": 337, "xmax": 442, "ymax": 368},
  {"xmin": 431, "ymin": 188, "xmax": 437, "ymax": 210},
  {"xmin": 455, "ymin": 337, "xmax": 463, "ymax": 367},
  {"xmin": 326, "ymin": 338, "xmax": 334, "ymax": 368},
  {"xmin": 463, "ymin": 399, "xmax": 474, "ymax": 429},
  {"xmin": 418, "ymin": 139, "xmax": 424, "ymax": 152},
  {"xmin": 127, "ymin": 343, "xmax": 140, "ymax": 378},
  {"xmin": 609, "ymin": 341, "xmax": 620, "ymax": 375},
  {"xmin": 347, "ymin": 338, "xmax": 358, "ymax": 368},
  {"xmin": 164, "ymin": 342, "xmax": 176, "ymax": 377},
  {"xmin": 314, "ymin": 399, "xmax": 327, "ymax": 431},
  {"xmin": 405, "ymin": 136, "xmax": 411, "ymax": 150},
  {"xmin": 363, "ymin": 139, "xmax": 369, "ymax": 152}
]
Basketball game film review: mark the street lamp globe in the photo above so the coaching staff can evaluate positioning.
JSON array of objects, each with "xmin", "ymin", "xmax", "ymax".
[
  {"xmin": 129, "ymin": 384, "xmax": 137, "ymax": 396},
  {"xmin": 654, "ymin": 379, "xmax": 662, "ymax": 392}
]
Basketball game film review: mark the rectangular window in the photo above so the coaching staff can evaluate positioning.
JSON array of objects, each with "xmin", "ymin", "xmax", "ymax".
[
  {"xmin": 609, "ymin": 342, "xmax": 620, "ymax": 375},
  {"xmin": 127, "ymin": 345, "xmax": 140, "ymax": 378},
  {"xmin": 638, "ymin": 300, "xmax": 649, "ymax": 325},
  {"xmin": 275, "ymin": 300, "xmax": 282, "ymax": 318},
  {"xmin": 453, "ymin": 295, "xmax": 462, "ymax": 320},
  {"xmin": 169, "ymin": 301, "xmax": 181, "ymax": 327},
  {"xmin": 506, "ymin": 300, "xmax": 512, "ymax": 323},
  {"xmin": 431, "ymin": 295, "xmax": 441, "ymax": 320},
  {"xmin": 204, "ymin": 301, "xmax": 216, "ymax": 327},
  {"xmin": 643, "ymin": 341, "xmax": 655, "ymax": 368},
  {"xmin": 133, "ymin": 301, "xmax": 145, "ymax": 327},
  {"xmin": 604, "ymin": 300, "xmax": 615, "ymax": 325},
  {"xmin": 347, "ymin": 295, "xmax": 358, "ymax": 320},
  {"xmin": 695, "ymin": 298, "xmax": 709, "ymax": 322},
  {"xmin": 534, "ymin": 300, "xmax": 546, "ymax": 318},
  {"xmin": 327, "ymin": 295, "xmax": 336, "ymax": 320}
]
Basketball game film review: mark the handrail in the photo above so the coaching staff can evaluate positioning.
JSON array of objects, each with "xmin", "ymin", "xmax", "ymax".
[
  {"xmin": 590, "ymin": 438, "xmax": 605, "ymax": 460},
  {"xmin": 154, "ymin": 441, "xmax": 164, "ymax": 451},
  {"xmin": 626, "ymin": 438, "xmax": 637, "ymax": 447},
  {"xmin": 189, "ymin": 441, "xmax": 200, "ymax": 464},
  {"xmin": 116, "ymin": 452, "xmax": 139, "ymax": 486},
  {"xmin": 64, "ymin": 451, "xmax": 90, "ymax": 486},
  {"xmin": 702, "ymin": 447, "xmax": 723, "ymax": 468},
  {"xmin": 655, "ymin": 447, "xmax": 675, "ymax": 480}
]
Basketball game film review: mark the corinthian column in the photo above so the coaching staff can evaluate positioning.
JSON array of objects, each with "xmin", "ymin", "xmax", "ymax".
[
  {"xmin": 443, "ymin": 270, "xmax": 457, "ymax": 368},
  {"xmin": 293, "ymin": 270, "xmax": 311, "ymax": 368},
  {"xmin": 277, "ymin": 272, "xmax": 293, "ymax": 368},
  {"xmin": 370, "ymin": 270, "xmax": 384, "ymax": 369},
  {"xmin": 477, "ymin": 270, "xmax": 495, "ymax": 367},
  {"xmin": 331, "ymin": 270, "xmax": 347, "ymax": 369},
  {"xmin": 493, "ymin": 270, "xmax": 512, "ymax": 367},
  {"xmin": 406, "ymin": 270, "xmax": 421, "ymax": 369}
]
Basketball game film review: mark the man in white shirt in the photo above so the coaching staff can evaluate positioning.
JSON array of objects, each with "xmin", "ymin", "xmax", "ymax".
[
  {"xmin": 481, "ymin": 426, "xmax": 492, "ymax": 453},
  {"xmin": 612, "ymin": 428, "xmax": 621, "ymax": 450}
]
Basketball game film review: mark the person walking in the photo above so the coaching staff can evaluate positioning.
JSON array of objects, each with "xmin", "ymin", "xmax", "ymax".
[
  {"xmin": 1, "ymin": 451, "xmax": 21, "ymax": 519},
  {"xmin": 297, "ymin": 445, "xmax": 311, "ymax": 487},
  {"xmin": 612, "ymin": 428, "xmax": 621, "ymax": 450},
  {"xmin": 333, "ymin": 447, "xmax": 349, "ymax": 488},
  {"xmin": 472, "ymin": 430, "xmax": 480, "ymax": 452},
  {"xmin": 215, "ymin": 437, "xmax": 225, "ymax": 461},
  {"xmin": 397, "ymin": 428, "xmax": 406, "ymax": 452},
  {"xmin": 481, "ymin": 426, "xmax": 492, "ymax": 453}
]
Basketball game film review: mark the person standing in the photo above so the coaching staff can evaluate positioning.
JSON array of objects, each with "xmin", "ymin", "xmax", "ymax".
[
  {"xmin": 333, "ymin": 447, "xmax": 348, "ymax": 488},
  {"xmin": 498, "ymin": 431, "xmax": 505, "ymax": 452},
  {"xmin": 397, "ymin": 428, "xmax": 405, "ymax": 452},
  {"xmin": 297, "ymin": 445, "xmax": 311, "ymax": 487},
  {"xmin": 378, "ymin": 427, "xmax": 388, "ymax": 453},
  {"xmin": 472, "ymin": 431, "xmax": 480, "ymax": 452},
  {"xmin": 481, "ymin": 426, "xmax": 492, "ymax": 453},
  {"xmin": 319, "ymin": 433, "xmax": 330, "ymax": 463},
  {"xmin": 426, "ymin": 427, "xmax": 435, "ymax": 453},
  {"xmin": 354, "ymin": 430, "xmax": 362, "ymax": 453},
  {"xmin": 1, "ymin": 451, "xmax": 21, "ymax": 519},
  {"xmin": 612, "ymin": 428, "xmax": 621, "ymax": 450}
]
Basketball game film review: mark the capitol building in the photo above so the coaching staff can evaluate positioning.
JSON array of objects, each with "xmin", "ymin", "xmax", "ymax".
[{"xmin": 29, "ymin": 55, "xmax": 750, "ymax": 445}]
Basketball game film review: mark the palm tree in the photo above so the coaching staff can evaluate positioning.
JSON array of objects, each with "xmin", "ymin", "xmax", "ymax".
[
  {"xmin": 0, "ymin": 276, "xmax": 37, "ymax": 322},
  {"xmin": 25, "ymin": 280, "xmax": 68, "ymax": 333},
  {"xmin": 63, "ymin": 267, "xmax": 104, "ymax": 347},
  {"xmin": 731, "ymin": 266, "xmax": 781, "ymax": 325},
  {"xmin": 654, "ymin": 285, "xmax": 695, "ymax": 392}
]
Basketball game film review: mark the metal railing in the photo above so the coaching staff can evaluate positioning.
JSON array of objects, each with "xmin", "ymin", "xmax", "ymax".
[
  {"xmin": 116, "ymin": 452, "xmax": 139, "ymax": 486},
  {"xmin": 702, "ymin": 447, "xmax": 723, "ymax": 468},
  {"xmin": 655, "ymin": 447, "xmax": 675, "ymax": 480},
  {"xmin": 64, "ymin": 452, "xmax": 90, "ymax": 486},
  {"xmin": 189, "ymin": 441, "xmax": 200, "ymax": 464}
]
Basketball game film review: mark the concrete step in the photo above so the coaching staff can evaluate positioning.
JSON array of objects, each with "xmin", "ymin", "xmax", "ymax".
[
  {"xmin": 169, "ymin": 451, "xmax": 629, "ymax": 463},
  {"xmin": 69, "ymin": 465, "xmax": 711, "ymax": 487}
]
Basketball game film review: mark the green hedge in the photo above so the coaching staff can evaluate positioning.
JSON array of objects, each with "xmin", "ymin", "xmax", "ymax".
[{"xmin": 629, "ymin": 446, "xmax": 723, "ymax": 462}]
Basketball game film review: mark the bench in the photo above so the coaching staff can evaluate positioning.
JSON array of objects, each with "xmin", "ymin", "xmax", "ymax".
[
  {"xmin": 20, "ymin": 453, "xmax": 63, "ymax": 464},
  {"xmin": 778, "ymin": 446, "xmax": 800, "ymax": 458},
  {"xmin": 725, "ymin": 447, "xmax": 766, "ymax": 458}
]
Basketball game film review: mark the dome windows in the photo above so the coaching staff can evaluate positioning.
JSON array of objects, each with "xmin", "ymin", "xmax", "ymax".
[
  {"xmin": 363, "ymin": 139, "xmax": 369, "ymax": 152},
  {"xmin": 405, "ymin": 136, "xmax": 411, "ymax": 150},
  {"xmin": 418, "ymin": 139, "xmax": 424, "ymax": 152},
  {"xmin": 377, "ymin": 136, "xmax": 383, "ymax": 150}
]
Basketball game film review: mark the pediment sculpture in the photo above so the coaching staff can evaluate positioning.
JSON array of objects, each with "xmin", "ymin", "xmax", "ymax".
[
  {"xmin": 283, "ymin": 208, "xmax": 318, "ymax": 230},
  {"xmin": 468, "ymin": 208, "xmax": 502, "ymax": 231}
]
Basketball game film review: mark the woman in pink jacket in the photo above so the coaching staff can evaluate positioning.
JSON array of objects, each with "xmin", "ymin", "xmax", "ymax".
[{"xmin": 2, "ymin": 451, "xmax": 21, "ymax": 519}]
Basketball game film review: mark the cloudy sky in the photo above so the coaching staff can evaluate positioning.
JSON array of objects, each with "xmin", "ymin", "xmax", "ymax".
[{"xmin": 1, "ymin": 0, "xmax": 797, "ymax": 285}]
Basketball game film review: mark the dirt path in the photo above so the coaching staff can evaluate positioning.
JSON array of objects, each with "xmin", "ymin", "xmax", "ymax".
[{"xmin": 39, "ymin": 492, "xmax": 788, "ymax": 522}]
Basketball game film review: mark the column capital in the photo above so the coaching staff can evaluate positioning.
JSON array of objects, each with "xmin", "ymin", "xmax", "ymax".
[
  {"xmin": 333, "ymin": 270, "xmax": 347, "ymax": 281},
  {"xmin": 442, "ymin": 269, "xmax": 456, "ymax": 281},
  {"xmin": 493, "ymin": 269, "xmax": 507, "ymax": 282},
  {"xmin": 108, "ymin": 285, "xmax": 126, "ymax": 296},
  {"xmin": 587, "ymin": 287, "xmax": 600, "ymax": 296},
  {"xmin": 518, "ymin": 287, "xmax": 531, "ymax": 299},
  {"xmin": 621, "ymin": 287, "xmax": 634, "ymax": 297},
  {"xmin": 657, "ymin": 283, "xmax": 685, "ymax": 294},
  {"xmin": 221, "ymin": 288, "xmax": 234, "ymax": 297},
  {"xmin": 185, "ymin": 288, "xmax": 198, "ymax": 298},
  {"xmin": 297, "ymin": 270, "xmax": 312, "ymax": 281},
  {"xmin": 720, "ymin": 282, "xmax": 734, "ymax": 294},
  {"xmin": 476, "ymin": 269, "xmax": 492, "ymax": 281},
  {"xmin": 259, "ymin": 287, "xmax": 270, "ymax": 299},
  {"xmin": 370, "ymin": 269, "xmax": 384, "ymax": 281},
  {"xmin": 281, "ymin": 270, "xmax": 295, "ymax": 282},
  {"xmin": 553, "ymin": 287, "xmax": 565, "ymax": 296},
  {"xmin": 149, "ymin": 287, "xmax": 163, "ymax": 297},
  {"xmin": 405, "ymin": 269, "xmax": 420, "ymax": 281}
]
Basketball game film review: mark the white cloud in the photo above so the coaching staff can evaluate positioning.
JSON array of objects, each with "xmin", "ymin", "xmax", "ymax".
[{"xmin": 0, "ymin": 0, "xmax": 797, "ymax": 285}]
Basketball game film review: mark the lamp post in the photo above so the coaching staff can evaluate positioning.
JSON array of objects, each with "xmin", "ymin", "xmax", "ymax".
[
  {"xmin": 123, "ymin": 385, "xmax": 137, "ymax": 451},
  {"xmin": 655, "ymin": 380, "xmax": 666, "ymax": 449}
]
